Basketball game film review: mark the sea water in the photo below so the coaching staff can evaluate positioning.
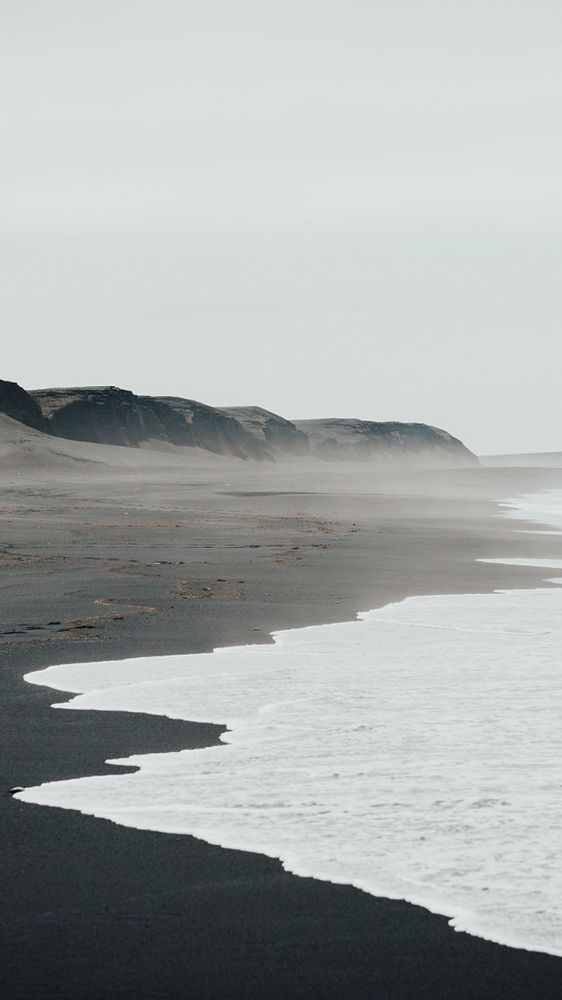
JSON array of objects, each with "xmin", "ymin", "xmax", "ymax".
[{"xmin": 16, "ymin": 492, "xmax": 562, "ymax": 956}]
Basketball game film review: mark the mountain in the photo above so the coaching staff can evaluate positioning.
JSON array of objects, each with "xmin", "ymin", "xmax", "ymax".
[
  {"xmin": 31, "ymin": 386, "xmax": 190, "ymax": 448},
  {"xmin": 31, "ymin": 387, "xmax": 270, "ymax": 460},
  {"xmin": 219, "ymin": 406, "xmax": 309, "ymax": 457},
  {"xmin": 156, "ymin": 397, "xmax": 269, "ymax": 460},
  {"xmin": 0, "ymin": 379, "xmax": 48, "ymax": 433},
  {"xmin": 0, "ymin": 380, "xmax": 479, "ymax": 467},
  {"xmin": 294, "ymin": 418, "xmax": 479, "ymax": 467}
]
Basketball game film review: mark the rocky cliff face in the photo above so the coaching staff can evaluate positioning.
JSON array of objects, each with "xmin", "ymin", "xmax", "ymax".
[
  {"xmin": 156, "ymin": 398, "xmax": 270, "ymax": 460},
  {"xmin": 31, "ymin": 387, "xmax": 191, "ymax": 448},
  {"xmin": 0, "ymin": 380, "xmax": 48, "ymax": 432},
  {"xmin": 28, "ymin": 386, "xmax": 271, "ymax": 460},
  {"xmin": 295, "ymin": 418, "xmax": 479, "ymax": 466},
  {"xmin": 220, "ymin": 407, "xmax": 310, "ymax": 457},
  {"xmin": 0, "ymin": 380, "xmax": 479, "ymax": 467}
]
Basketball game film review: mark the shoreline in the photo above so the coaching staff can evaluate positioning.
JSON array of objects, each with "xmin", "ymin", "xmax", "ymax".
[
  {"xmin": 17, "ymin": 492, "xmax": 562, "ymax": 960},
  {"xmin": 3, "ymin": 464, "xmax": 562, "ymax": 997}
]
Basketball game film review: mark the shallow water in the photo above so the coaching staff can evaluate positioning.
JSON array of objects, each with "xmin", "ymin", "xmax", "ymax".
[{"xmin": 17, "ymin": 491, "xmax": 562, "ymax": 956}]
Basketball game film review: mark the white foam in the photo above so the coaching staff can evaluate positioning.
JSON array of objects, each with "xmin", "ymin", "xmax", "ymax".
[
  {"xmin": 479, "ymin": 558, "xmax": 562, "ymax": 569},
  {"xmin": 17, "ymin": 490, "xmax": 562, "ymax": 957},
  {"xmin": 500, "ymin": 492, "xmax": 562, "ymax": 533}
]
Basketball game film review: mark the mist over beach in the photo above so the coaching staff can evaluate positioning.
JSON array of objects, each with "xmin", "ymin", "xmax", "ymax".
[{"xmin": 2, "ymin": 2, "xmax": 562, "ymax": 998}]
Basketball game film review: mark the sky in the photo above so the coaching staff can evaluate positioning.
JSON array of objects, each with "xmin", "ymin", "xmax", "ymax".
[{"xmin": 1, "ymin": 0, "xmax": 561, "ymax": 455}]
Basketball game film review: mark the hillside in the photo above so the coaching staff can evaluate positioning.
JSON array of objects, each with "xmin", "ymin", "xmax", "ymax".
[
  {"xmin": 295, "ymin": 418, "xmax": 479, "ymax": 467},
  {"xmin": 0, "ymin": 380, "xmax": 48, "ymax": 433},
  {"xmin": 0, "ymin": 380, "xmax": 479, "ymax": 468},
  {"xmin": 219, "ymin": 406, "xmax": 309, "ymax": 457}
]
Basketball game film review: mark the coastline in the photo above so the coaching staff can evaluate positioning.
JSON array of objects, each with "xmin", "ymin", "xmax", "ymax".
[{"xmin": 3, "ymin": 461, "xmax": 562, "ymax": 997}]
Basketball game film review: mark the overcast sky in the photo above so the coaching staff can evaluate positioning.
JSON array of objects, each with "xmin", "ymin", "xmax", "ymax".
[{"xmin": 2, "ymin": 1, "xmax": 561, "ymax": 454}]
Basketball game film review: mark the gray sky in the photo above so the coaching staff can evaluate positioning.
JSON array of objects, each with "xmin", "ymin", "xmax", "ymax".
[{"xmin": 2, "ymin": 1, "xmax": 561, "ymax": 455}]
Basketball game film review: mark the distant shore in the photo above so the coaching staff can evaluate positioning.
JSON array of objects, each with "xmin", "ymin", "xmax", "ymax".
[{"xmin": 3, "ymin": 453, "xmax": 562, "ymax": 998}]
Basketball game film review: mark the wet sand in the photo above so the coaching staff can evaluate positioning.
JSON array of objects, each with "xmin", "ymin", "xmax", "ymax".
[{"xmin": 2, "ymin": 442, "xmax": 562, "ymax": 998}]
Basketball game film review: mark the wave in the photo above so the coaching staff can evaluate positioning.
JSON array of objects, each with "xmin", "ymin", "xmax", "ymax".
[{"xmin": 17, "ymin": 491, "xmax": 562, "ymax": 957}]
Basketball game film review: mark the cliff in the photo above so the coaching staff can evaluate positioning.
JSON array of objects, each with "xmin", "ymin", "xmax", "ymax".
[
  {"xmin": 31, "ymin": 386, "xmax": 191, "ymax": 448},
  {"xmin": 0, "ymin": 381, "xmax": 479, "ymax": 467},
  {"xmin": 156, "ymin": 397, "xmax": 270, "ymax": 461},
  {"xmin": 219, "ymin": 406, "xmax": 309, "ymax": 457},
  {"xmin": 295, "ymin": 418, "xmax": 479, "ymax": 467},
  {"xmin": 0, "ymin": 379, "xmax": 48, "ymax": 433},
  {"xmin": 28, "ymin": 387, "xmax": 270, "ymax": 460}
]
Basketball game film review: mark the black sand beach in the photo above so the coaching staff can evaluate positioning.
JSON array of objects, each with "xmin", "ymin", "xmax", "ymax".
[{"xmin": 3, "ymin": 442, "xmax": 562, "ymax": 998}]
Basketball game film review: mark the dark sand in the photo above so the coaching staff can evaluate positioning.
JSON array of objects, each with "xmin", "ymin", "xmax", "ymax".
[{"xmin": 3, "ymin": 427, "xmax": 562, "ymax": 998}]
